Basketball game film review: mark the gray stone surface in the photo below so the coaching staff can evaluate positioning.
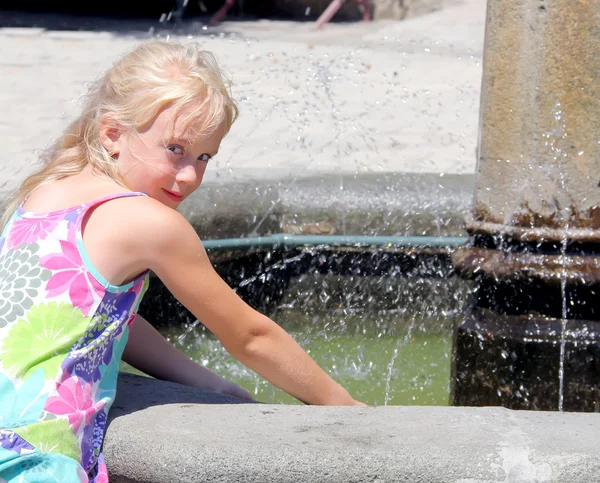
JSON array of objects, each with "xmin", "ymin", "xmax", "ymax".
[
  {"xmin": 0, "ymin": 1, "xmax": 484, "ymax": 202},
  {"xmin": 105, "ymin": 373, "xmax": 600, "ymax": 483}
]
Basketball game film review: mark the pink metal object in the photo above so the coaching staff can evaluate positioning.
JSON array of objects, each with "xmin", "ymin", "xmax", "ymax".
[
  {"xmin": 315, "ymin": 0, "xmax": 345, "ymax": 29},
  {"xmin": 210, "ymin": 0, "xmax": 237, "ymax": 25},
  {"xmin": 315, "ymin": 0, "xmax": 370, "ymax": 28}
]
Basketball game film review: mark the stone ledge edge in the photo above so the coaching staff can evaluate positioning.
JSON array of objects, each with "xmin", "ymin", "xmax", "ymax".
[{"xmin": 104, "ymin": 373, "xmax": 600, "ymax": 483}]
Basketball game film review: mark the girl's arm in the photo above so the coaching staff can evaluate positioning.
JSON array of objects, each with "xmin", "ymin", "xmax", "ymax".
[
  {"xmin": 138, "ymin": 206, "xmax": 363, "ymax": 406},
  {"xmin": 122, "ymin": 313, "xmax": 254, "ymax": 401}
]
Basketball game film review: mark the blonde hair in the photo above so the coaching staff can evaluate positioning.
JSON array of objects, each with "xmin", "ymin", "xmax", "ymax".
[{"xmin": 1, "ymin": 40, "xmax": 238, "ymax": 229}]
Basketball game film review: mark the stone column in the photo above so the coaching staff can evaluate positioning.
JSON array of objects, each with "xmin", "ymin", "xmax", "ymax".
[{"xmin": 451, "ymin": 0, "xmax": 600, "ymax": 411}]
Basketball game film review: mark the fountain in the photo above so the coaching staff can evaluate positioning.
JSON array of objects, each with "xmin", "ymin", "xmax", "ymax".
[
  {"xmin": 91, "ymin": 0, "xmax": 600, "ymax": 478},
  {"xmin": 138, "ymin": 0, "xmax": 600, "ymax": 411},
  {"xmin": 451, "ymin": 0, "xmax": 600, "ymax": 412},
  {"xmin": 138, "ymin": 173, "xmax": 474, "ymax": 405},
  {"xmin": 1, "ymin": 0, "xmax": 599, "ymax": 480}
]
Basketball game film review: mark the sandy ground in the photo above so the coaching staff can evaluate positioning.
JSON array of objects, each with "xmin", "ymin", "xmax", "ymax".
[{"xmin": 0, "ymin": 0, "xmax": 485, "ymax": 196}]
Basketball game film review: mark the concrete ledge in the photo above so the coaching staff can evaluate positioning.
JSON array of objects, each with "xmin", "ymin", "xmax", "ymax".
[
  {"xmin": 178, "ymin": 173, "xmax": 474, "ymax": 240},
  {"xmin": 105, "ymin": 373, "xmax": 600, "ymax": 482}
]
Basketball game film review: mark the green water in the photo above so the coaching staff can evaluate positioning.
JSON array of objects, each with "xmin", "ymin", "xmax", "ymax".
[{"xmin": 124, "ymin": 311, "xmax": 453, "ymax": 406}]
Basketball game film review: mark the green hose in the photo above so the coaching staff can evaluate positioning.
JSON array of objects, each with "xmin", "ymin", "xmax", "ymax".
[{"xmin": 203, "ymin": 234, "xmax": 468, "ymax": 251}]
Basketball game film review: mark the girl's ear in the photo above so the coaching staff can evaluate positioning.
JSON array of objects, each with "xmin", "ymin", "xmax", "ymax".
[{"xmin": 99, "ymin": 113, "xmax": 124, "ymax": 157}]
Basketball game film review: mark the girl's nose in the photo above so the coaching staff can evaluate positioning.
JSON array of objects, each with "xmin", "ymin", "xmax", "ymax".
[{"xmin": 175, "ymin": 162, "xmax": 198, "ymax": 185}]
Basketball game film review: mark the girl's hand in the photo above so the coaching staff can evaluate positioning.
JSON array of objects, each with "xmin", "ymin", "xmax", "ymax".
[
  {"xmin": 123, "ymin": 315, "xmax": 257, "ymax": 402},
  {"xmin": 215, "ymin": 379, "xmax": 256, "ymax": 402}
]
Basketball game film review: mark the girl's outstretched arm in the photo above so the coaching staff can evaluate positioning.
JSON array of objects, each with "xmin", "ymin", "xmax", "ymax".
[
  {"xmin": 122, "ymin": 313, "xmax": 254, "ymax": 401},
  {"xmin": 135, "ymin": 203, "xmax": 363, "ymax": 406}
]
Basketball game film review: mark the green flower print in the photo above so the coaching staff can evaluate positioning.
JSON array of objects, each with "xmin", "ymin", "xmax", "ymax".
[
  {"xmin": 0, "ymin": 243, "xmax": 51, "ymax": 327},
  {"xmin": 0, "ymin": 302, "xmax": 91, "ymax": 379},
  {"xmin": 14, "ymin": 419, "xmax": 79, "ymax": 460}
]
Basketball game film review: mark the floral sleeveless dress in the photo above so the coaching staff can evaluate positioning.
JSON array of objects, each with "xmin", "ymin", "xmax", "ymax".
[{"xmin": 0, "ymin": 192, "xmax": 149, "ymax": 482}]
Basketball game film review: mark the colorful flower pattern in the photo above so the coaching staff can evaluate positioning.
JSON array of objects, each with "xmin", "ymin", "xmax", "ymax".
[
  {"xmin": 7, "ymin": 217, "xmax": 58, "ymax": 250},
  {"xmin": 0, "ymin": 193, "xmax": 148, "ymax": 482},
  {"xmin": 40, "ymin": 230, "xmax": 105, "ymax": 316},
  {"xmin": 0, "ymin": 243, "xmax": 52, "ymax": 327},
  {"xmin": 44, "ymin": 376, "xmax": 99, "ymax": 434},
  {"xmin": 0, "ymin": 369, "xmax": 48, "ymax": 429},
  {"xmin": 0, "ymin": 302, "xmax": 90, "ymax": 380},
  {"xmin": 13, "ymin": 419, "xmax": 79, "ymax": 459}
]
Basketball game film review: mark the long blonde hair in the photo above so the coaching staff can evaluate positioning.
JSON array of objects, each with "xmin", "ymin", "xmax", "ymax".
[{"xmin": 1, "ymin": 40, "xmax": 238, "ymax": 230}]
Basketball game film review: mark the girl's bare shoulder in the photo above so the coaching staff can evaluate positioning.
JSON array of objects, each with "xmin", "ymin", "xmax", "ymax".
[
  {"xmin": 94, "ymin": 195, "xmax": 196, "ymax": 252},
  {"xmin": 94, "ymin": 194, "xmax": 190, "ymax": 236},
  {"xmin": 84, "ymin": 194, "xmax": 198, "ymax": 279}
]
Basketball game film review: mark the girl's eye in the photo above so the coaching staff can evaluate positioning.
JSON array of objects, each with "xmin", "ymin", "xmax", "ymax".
[
  {"xmin": 167, "ymin": 145, "xmax": 184, "ymax": 155},
  {"xmin": 198, "ymin": 154, "xmax": 211, "ymax": 162}
]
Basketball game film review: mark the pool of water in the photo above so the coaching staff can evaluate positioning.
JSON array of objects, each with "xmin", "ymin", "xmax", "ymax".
[{"xmin": 124, "ymin": 309, "xmax": 455, "ymax": 406}]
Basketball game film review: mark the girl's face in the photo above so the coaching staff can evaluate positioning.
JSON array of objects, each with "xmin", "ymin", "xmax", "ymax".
[{"xmin": 114, "ymin": 105, "xmax": 226, "ymax": 208}]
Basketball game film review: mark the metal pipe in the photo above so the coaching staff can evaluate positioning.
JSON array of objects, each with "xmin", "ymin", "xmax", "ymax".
[{"xmin": 203, "ymin": 234, "xmax": 468, "ymax": 251}]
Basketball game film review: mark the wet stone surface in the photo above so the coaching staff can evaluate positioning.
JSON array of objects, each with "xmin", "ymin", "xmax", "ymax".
[
  {"xmin": 179, "ymin": 172, "xmax": 474, "ymax": 240},
  {"xmin": 452, "ymin": 308, "xmax": 600, "ymax": 412}
]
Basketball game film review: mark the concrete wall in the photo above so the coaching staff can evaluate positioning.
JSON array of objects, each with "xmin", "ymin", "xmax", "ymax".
[{"xmin": 104, "ymin": 373, "xmax": 600, "ymax": 482}]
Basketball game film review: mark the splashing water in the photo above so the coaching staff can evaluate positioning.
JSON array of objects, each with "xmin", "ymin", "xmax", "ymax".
[
  {"xmin": 558, "ymin": 264, "xmax": 568, "ymax": 412},
  {"xmin": 384, "ymin": 314, "xmax": 418, "ymax": 405},
  {"xmin": 132, "ymin": 7, "xmax": 482, "ymax": 406},
  {"xmin": 141, "ymin": 263, "xmax": 470, "ymax": 405},
  {"xmin": 547, "ymin": 101, "xmax": 571, "ymax": 412}
]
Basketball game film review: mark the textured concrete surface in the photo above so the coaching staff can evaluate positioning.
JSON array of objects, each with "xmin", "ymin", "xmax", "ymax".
[
  {"xmin": 0, "ymin": 2, "xmax": 486, "ymax": 238},
  {"xmin": 474, "ymin": 0, "xmax": 600, "ymax": 235},
  {"xmin": 0, "ymin": 0, "xmax": 484, "ymax": 201},
  {"xmin": 105, "ymin": 373, "xmax": 600, "ymax": 483}
]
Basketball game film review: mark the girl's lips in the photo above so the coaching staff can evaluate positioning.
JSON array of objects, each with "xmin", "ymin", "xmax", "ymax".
[{"xmin": 162, "ymin": 189, "xmax": 183, "ymax": 202}]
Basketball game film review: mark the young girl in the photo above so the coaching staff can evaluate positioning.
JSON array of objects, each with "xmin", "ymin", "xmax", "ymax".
[{"xmin": 0, "ymin": 41, "xmax": 363, "ymax": 483}]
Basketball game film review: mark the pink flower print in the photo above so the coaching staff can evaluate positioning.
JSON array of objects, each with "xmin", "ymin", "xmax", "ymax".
[
  {"xmin": 40, "ymin": 240, "xmax": 104, "ymax": 315},
  {"xmin": 7, "ymin": 217, "xmax": 58, "ymax": 249},
  {"xmin": 95, "ymin": 455, "xmax": 109, "ymax": 483},
  {"xmin": 44, "ymin": 376, "xmax": 101, "ymax": 433},
  {"xmin": 95, "ymin": 462, "xmax": 109, "ymax": 483}
]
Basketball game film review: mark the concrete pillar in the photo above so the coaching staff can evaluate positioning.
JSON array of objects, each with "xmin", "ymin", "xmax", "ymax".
[
  {"xmin": 475, "ymin": 0, "xmax": 600, "ymax": 234},
  {"xmin": 452, "ymin": 0, "xmax": 600, "ymax": 411}
]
